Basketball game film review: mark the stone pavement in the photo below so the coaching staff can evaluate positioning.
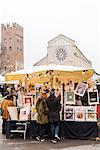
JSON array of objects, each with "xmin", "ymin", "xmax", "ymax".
[{"xmin": 0, "ymin": 117, "xmax": 100, "ymax": 150}]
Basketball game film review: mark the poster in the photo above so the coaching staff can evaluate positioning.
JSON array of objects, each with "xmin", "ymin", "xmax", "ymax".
[
  {"xmin": 85, "ymin": 106, "xmax": 97, "ymax": 122},
  {"xmin": 88, "ymin": 90, "xmax": 99, "ymax": 105},
  {"xmin": 75, "ymin": 82, "xmax": 88, "ymax": 97},
  {"xmin": 19, "ymin": 106, "xmax": 30, "ymax": 121},
  {"xmin": 64, "ymin": 91, "xmax": 75, "ymax": 105},
  {"xmin": 64, "ymin": 106, "xmax": 75, "ymax": 121},
  {"xmin": 7, "ymin": 107, "xmax": 18, "ymax": 120},
  {"xmin": 75, "ymin": 106, "xmax": 85, "ymax": 121}
]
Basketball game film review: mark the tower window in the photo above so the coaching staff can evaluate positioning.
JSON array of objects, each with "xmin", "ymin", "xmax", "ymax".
[
  {"xmin": 17, "ymin": 47, "xmax": 19, "ymax": 52},
  {"xmin": 9, "ymin": 46, "xmax": 12, "ymax": 51}
]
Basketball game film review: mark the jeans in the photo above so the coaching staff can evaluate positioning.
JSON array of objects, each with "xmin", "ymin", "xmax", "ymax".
[
  {"xmin": 50, "ymin": 121, "xmax": 60, "ymax": 139},
  {"xmin": 2, "ymin": 119, "xmax": 7, "ymax": 134}
]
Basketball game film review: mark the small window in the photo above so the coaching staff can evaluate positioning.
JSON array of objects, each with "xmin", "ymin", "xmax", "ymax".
[
  {"xmin": 17, "ymin": 47, "xmax": 19, "ymax": 52},
  {"xmin": 9, "ymin": 46, "xmax": 12, "ymax": 51}
]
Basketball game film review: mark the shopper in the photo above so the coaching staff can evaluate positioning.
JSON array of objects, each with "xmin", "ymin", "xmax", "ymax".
[
  {"xmin": 1, "ymin": 94, "xmax": 15, "ymax": 134},
  {"xmin": 47, "ymin": 89, "xmax": 61, "ymax": 143},
  {"xmin": 36, "ymin": 91, "xmax": 49, "ymax": 141}
]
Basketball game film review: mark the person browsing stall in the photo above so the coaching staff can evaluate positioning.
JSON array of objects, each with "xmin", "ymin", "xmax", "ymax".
[{"xmin": 46, "ymin": 89, "xmax": 61, "ymax": 144}]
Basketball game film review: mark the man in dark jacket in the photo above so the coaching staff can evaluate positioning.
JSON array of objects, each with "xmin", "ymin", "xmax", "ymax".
[{"xmin": 46, "ymin": 89, "xmax": 61, "ymax": 143}]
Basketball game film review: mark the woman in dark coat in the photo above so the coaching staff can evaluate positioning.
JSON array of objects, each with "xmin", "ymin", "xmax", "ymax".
[
  {"xmin": 47, "ymin": 89, "xmax": 61, "ymax": 143},
  {"xmin": 36, "ymin": 92, "xmax": 48, "ymax": 141}
]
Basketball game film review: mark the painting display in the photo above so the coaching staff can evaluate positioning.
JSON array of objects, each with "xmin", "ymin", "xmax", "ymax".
[
  {"xmin": 64, "ymin": 106, "xmax": 75, "ymax": 121},
  {"xmin": 64, "ymin": 91, "xmax": 75, "ymax": 105},
  {"xmin": 75, "ymin": 106, "xmax": 85, "ymax": 121},
  {"xmin": 88, "ymin": 90, "xmax": 99, "ymax": 105},
  {"xmin": 19, "ymin": 106, "xmax": 30, "ymax": 121},
  {"xmin": 7, "ymin": 107, "xmax": 18, "ymax": 121},
  {"xmin": 75, "ymin": 82, "xmax": 88, "ymax": 97},
  {"xmin": 85, "ymin": 106, "xmax": 97, "ymax": 122}
]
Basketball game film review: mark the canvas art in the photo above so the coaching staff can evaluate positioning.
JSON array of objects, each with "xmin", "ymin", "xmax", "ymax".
[
  {"xmin": 85, "ymin": 106, "xmax": 97, "ymax": 122},
  {"xmin": 75, "ymin": 82, "xmax": 88, "ymax": 97},
  {"xmin": 88, "ymin": 90, "xmax": 99, "ymax": 105},
  {"xmin": 75, "ymin": 106, "xmax": 85, "ymax": 121},
  {"xmin": 64, "ymin": 106, "xmax": 75, "ymax": 121},
  {"xmin": 7, "ymin": 107, "xmax": 18, "ymax": 120},
  {"xmin": 64, "ymin": 91, "xmax": 75, "ymax": 105}
]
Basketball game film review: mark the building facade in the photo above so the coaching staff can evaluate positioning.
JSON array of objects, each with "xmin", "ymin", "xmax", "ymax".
[
  {"xmin": 34, "ymin": 34, "xmax": 92, "ymax": 68},
  {"xmin": 0, "ymin": 23, "xmax": 24, "ymax": 75}
]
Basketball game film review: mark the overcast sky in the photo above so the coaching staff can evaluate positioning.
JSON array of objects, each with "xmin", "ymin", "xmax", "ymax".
[{"xmin": 0, "ymin": 0, "xmax": 100, "ymax": 73}]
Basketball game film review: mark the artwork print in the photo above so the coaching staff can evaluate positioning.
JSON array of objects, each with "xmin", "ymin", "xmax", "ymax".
[
  {"xmin": 64, "ymin": 106, "xmax": 75, "ymax": 121},
  {"xmin": 75, "ymin": 82, "xmax": 88, "ymax": 97},
  {"xmin": 85, "ymin": 106, "xmax": 97, "ymax": 122},
  {"xmin": 64, "ymin": 91, "xmax": 75, "ymax": 105},
  {"xmin": 88, "ymin": 90, "xmax": 99, "ymax": 105},
  {"xmin": 75, "ymin": 106, "xmax": 85, "ymax": 121}
]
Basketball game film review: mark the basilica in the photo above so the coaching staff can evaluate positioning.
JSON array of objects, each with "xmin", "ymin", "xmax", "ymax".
[{"xmin": 33, "ymin": 34, "xmax": 92, "ymax": 68}]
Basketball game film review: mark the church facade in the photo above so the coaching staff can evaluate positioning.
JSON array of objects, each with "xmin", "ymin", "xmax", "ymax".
[{"xmin": 33, "ymin": 34, "xmax": 92, "ymax": 68}]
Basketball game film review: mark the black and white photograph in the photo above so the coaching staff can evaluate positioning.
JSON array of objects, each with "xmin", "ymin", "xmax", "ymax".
[
  {"xmin": 88, "ymin": 90, "xmax": 99, "ymax": 105},
  {"xmin": 75, "ymin": 82, "xmax": 88, "ymax": 97}
]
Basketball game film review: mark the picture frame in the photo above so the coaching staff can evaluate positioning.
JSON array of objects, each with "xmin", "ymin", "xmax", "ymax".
[
  {"xmin": 23, "ymin": 96, "xmax": 33, "ymax": 106},
  {"xmin": 75, "ymin": 82, "xmax": 88, "ymax": 97},
  {"xmin": 64, "ymin": 91, "xmax": 75, "ymax": 105},
  {"xmin": 19, "ymin": 106, "xmax": 30, "ymax": 121},
  {"xmin": 85, "ymin": 106, "xmax": 97, "ymax": 122},
  {"xmin": 75, "ymin": 106, "xmax": 85, "ymax": 122},
  {"xmin": 88, "ymin": 90, "xmax": 99, "ymax": 105},
  {"xmin": 64, "ymin": 106, "xmax": 75, "ymax": 121}
]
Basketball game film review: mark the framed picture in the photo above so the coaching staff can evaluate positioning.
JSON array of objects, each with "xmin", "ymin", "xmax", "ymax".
[
  {"xmin": 75, "ymin": 106, "xmax": 85, "ymax": 122},
  {"xmin": 23, "ymin": 96, "xmax": 33, "ymax": 105},
  {"xmin": 64, "ymin": 106, "xmax": 75, "ymax": 121},
  {"xmin": 64, "ymin": 91, "xmax": 75, "ymax": 105},
  {"xmin": 88, "ymin": 90, "xmax": 99, "ymax": 105},
  {"xmin": 19, "ymin": 107, "xmax": 30, "ymax": 121},
  {"xmin": 75, "ymin": 82, "xmax": 88, "ymax": 97},
  {"xmin": 85, "ymin": 106, "xmax": 97, "ymax": 122}
]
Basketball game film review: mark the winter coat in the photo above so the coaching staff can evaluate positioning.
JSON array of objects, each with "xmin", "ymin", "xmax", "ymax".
[
  {"xmin": 36, "ymin": 98, "xmax": 48, "ymax": 124},
  {"xmin": 46, "ymin": 96, "xmax": 61, "ymax": 122},
  {"xmin": 1, "ymin": 99, "xmax": 15, "ymax": 120}
]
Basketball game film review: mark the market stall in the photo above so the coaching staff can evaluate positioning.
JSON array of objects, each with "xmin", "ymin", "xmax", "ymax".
[{"xmin": 4, "ymin": 65, "xmax": 100, "ymax": 139}]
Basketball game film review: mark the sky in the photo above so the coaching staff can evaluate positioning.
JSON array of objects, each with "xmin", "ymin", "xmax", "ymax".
[{"xmin": 0, "ymin": 0, "xmax": 100, "ymax": 73}]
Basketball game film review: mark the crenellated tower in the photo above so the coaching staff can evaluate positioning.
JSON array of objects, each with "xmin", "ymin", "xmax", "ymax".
[{"xmin": 0, "ymin": 23, "xmax": 24, "ymax": 75}]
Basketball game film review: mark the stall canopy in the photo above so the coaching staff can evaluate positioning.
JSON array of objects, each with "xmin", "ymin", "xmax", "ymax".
[{"xmin": 5, "ymin": 65, "xmax": 94, "ymax": 84}]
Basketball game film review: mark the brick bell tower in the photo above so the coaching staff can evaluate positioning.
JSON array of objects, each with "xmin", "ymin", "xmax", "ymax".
[{"xmin": 0, "ymin": 23, "xmax": 24, "ymax": 75}]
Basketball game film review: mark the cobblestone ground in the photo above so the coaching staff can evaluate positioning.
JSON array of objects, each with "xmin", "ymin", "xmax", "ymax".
[{"xmin": 0, "ymin": 117, "xmax": 100, "ymax": 150}]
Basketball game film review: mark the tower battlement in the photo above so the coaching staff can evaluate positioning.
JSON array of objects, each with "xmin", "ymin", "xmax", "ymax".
[{"xmin": 1, "ymin": 22, "xmax": 23, "ymax": 32}]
